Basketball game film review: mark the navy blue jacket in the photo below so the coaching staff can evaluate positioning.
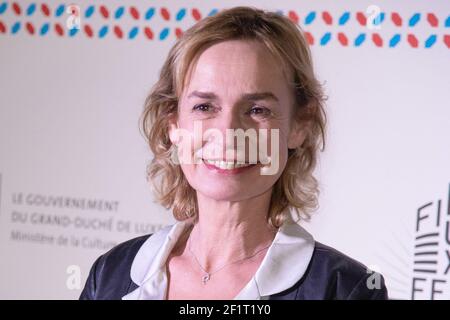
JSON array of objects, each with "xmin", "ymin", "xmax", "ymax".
[{"xmin": 79, "ymin": 234, "xmax": 388, "ymax": 300}]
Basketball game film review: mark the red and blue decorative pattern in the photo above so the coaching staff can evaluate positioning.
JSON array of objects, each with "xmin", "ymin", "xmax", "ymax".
[{"xmin": 0, "ymin": 2, "xmax": 449, "ymax": 49}]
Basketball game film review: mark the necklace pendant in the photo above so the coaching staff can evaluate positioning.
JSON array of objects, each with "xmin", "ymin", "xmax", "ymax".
[{"xmin": 202, "ymin": 273, "xmax": 210, "ymax": 284}]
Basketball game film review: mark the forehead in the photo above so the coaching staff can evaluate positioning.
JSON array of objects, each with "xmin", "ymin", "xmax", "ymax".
[{"xmin": 183, "ymin": 40, "xmax": 291, "ymax": 95}]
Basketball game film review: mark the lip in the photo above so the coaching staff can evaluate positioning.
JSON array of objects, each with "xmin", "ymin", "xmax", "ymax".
[{"xmin": 202, "ymin": 159, "xmax": 257, "ymax": 175}]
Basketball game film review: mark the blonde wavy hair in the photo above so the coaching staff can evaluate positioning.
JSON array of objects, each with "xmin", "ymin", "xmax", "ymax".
[{"xmin": 140, "ymin": 6, "xmax": 327, "ymax": 227}]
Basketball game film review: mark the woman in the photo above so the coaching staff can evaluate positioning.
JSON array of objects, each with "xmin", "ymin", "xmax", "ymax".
[{"xmin": 80, "ymin": 6, "xmax": 388, "ymax": 300}]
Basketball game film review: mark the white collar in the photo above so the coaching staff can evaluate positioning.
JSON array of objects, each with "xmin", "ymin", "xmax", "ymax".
[{"xmin": 122, "ymin": 218, "xmax": 315, "ymax": 300}]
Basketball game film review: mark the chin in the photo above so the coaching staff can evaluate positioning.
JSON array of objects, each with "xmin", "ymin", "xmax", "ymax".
[{"xmin": 195, "ymin": 186, "xmax": 252, "ymax": 202}]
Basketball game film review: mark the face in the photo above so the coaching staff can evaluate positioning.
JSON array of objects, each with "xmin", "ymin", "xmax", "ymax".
[{"xmin": 169, "ymin": 40, "xmax": 307, "ymax": 202}]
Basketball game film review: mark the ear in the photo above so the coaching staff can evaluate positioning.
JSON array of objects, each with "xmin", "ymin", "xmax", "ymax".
[{"xmin": 287, "ymin": 118, "xmax": 310, "ymax": 149}]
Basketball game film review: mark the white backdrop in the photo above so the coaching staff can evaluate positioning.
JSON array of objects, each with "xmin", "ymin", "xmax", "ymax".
[{"xmin": 0, "ymin": 0, "xmax": 449, "ymax": 299}]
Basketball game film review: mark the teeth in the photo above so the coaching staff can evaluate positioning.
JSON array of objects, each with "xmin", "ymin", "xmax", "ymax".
[{"xmin": 204, "ymin": 159, "xmax": 252, "ymax": 170}]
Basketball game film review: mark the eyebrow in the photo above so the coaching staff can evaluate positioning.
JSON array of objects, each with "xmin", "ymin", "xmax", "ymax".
[{"xmin": 187, "ymin": 90, "xmax": 280, "ymax": 103}]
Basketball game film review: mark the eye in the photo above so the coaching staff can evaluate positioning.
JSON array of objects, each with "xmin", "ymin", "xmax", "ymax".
[
  {"xmin": 192, "ymin": 103, "xmax": 214, "ymax": 112},
  {"xmin": 246, "ymin": 106, "xmax": 272, "ymax": 117}
]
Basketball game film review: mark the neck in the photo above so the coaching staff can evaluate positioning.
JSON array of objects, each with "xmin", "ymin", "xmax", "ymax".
[{"xmin": 187, "ymin": 188, "xmax": 278, "ymax": 272}]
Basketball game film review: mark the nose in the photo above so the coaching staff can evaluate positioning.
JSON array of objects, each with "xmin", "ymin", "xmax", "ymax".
[
  {"xmin": 203, "ymin": 107, "xmax": 240, "ymax": 147},
  {"xmin": 202, "ymin": 107, "xmax": 255, "ymax": 162},
  {"xmin": 211, "ymin": 107, "xmax": 245, "ymax": 133}
]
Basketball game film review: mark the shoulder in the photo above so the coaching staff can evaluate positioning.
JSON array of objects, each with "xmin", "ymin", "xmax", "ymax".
[
  {"xmin": 101, "ymin": 234, "xmax": 151, "ymax": 265},
  {"xmin": 273, "ymin": 241, "xmax": 389, "ymax": 300},
  {"xmin": 302, "ymin": 241, "xmax": 388, "ymax": 299},
  {"xmin": 312, "ymin": 241, "xmax": 370, "ymax": 277},
  {"xmin": 79, "ymin": 234, "xmax": 151, "ymax": 300}
]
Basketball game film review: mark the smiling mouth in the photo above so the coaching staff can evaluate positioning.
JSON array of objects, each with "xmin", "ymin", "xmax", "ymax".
[{"xmin": 202, "ymin": 159, "xmax": 258, "ymax": 170}]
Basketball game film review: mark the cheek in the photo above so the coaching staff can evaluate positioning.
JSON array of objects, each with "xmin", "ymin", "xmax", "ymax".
[{"xmin": 263, "ymin": 126, "xmax": 290, "ymax": 169}]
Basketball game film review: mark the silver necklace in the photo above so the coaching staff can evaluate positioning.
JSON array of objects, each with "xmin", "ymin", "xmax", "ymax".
[{"xmin": 187, "ymin": 235, "xmax": 272, "ymax": 284}]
